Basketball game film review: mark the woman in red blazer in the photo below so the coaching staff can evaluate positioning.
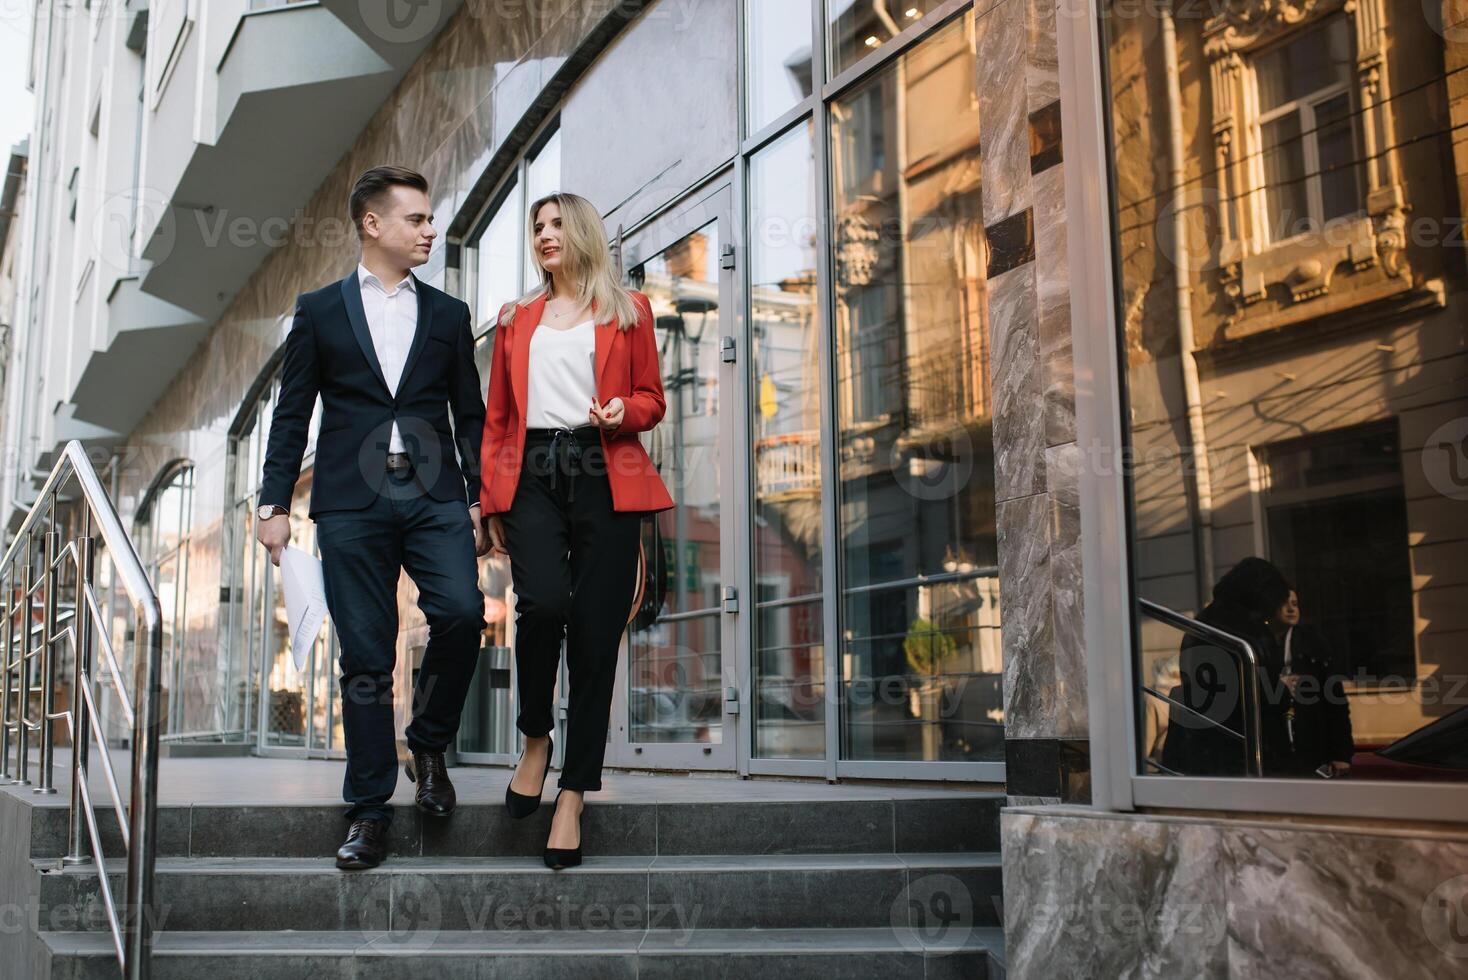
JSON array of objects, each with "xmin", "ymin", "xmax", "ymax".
[{"xmin": 478, "ymin": 192, "xmax": 672, "ymax": 870}]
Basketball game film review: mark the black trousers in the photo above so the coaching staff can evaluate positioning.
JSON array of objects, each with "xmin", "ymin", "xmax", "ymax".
[
  {"xmin": 314, "ymin": 467, "xmax": 485, "ymax": 823},
  {"xmin": 499, "ymin": 427, "xmax": 643, "ymax": 792}
]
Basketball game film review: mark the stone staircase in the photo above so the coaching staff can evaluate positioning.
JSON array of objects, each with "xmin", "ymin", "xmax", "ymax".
[{"xmin": 13, "ymin": 786, "xmax": 1005, "ymax": 978}]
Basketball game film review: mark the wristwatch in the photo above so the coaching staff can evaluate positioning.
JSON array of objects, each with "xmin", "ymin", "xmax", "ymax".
[{"xmin": 257, "ymin": 504, "xmax": 288, "ymax": 521}]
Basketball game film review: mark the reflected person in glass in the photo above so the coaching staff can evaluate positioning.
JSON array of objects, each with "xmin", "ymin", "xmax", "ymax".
[
  {"xmin": 1162, "ymin": 557, "xmax": 1298, "ymax": 777},
  {"xmin": 1270, "ymin": 589, "xmax": 1355, "ymax": 778}
]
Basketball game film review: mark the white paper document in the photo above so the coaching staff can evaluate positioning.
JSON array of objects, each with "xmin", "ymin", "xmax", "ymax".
[{"xmin": 279, "ymin": 545, "xmax": 328, "ymax": 672}]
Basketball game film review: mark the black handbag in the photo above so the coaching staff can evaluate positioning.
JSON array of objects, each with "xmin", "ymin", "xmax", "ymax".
[
  {"xmin": 626, "ymin": 516, "xmax": 667, "ymax": 631},
  {"xmin": 626, "ymin": 423, "xmax": 669, "ymax": 631}
]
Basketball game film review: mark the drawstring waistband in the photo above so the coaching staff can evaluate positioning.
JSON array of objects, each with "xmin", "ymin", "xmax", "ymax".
[{"xmin": 525, "ymin": 426, "xmax": 600, "ymax": 501}]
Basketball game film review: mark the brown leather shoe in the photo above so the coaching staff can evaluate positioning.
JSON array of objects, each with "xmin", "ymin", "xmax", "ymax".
[
  {"xmin": 335, "ymin": 818, "xmax": 389, "ymax": 870},
  {"xmin": 405, "ymin": 749, "xmax": 456, "ymax": 817}
]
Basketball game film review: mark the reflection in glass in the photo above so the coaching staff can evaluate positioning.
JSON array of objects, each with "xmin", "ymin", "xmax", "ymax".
[
  {"xmin": 827, "ymin": 0, "xmax": 940, "ymax": 78},
  {"xmin": 1103, "ymin": 0, "xmax": 1468, "ymax": 783},
  {"xmin": 475, "ymin": 180, "xmax": 523, "ymax": 332},
  {"xmin": 137, "ymin": 465, "xmax": 194, "ymax": 736},
  {"xmin": 624, "ymin": 220, "xmax": 725, "ymax": 745},
  {"xmin": 458, "ymin": 553, "xmax": 515, "ymax": 755},
  {"xmin": 750, "ymin": 122, "xmax": 825, "ymax": 759},
  {"xmin": 746, "ymin": 0, "xmax": 814, "ymax": 133},
  {"xmin": 829, "ymin": 12, "xmax": 997, "ymax": 762},
  {"xmin": 525, "ymin": 132, "xmax": 562, "ymax": 292}
]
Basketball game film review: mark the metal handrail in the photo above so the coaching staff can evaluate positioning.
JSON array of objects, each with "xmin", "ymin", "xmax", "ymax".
[
  {"xmin": 1139, "ymin": 598, "xmax": 1263, "ymax": 777},
  {"xmin": 0, "ymin": 441, "xmax": 163, "ymax": 980}
]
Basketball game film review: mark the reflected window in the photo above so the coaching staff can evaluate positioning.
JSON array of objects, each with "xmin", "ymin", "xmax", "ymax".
[
  {"xmin": 746, "ymin": 0, "xmax": 814, "ymax": 133},
  {"xmin": 1260, "ymin": 421, "xmax": 1414, "ymax": 686},
  {"xmin": 1254, "ymin": 16, "xmax": 1362, "ymax": 241},
  {"xmin": 829, "ymin": 11, "xmax": 996, "ymax": 763},
  {"xmin": 827, "ymin": 0, "xmax": 940, "ymax": 78},
  {"xmin": 749, "ymin": 120, "xmax": 826, "ymax": 760}
]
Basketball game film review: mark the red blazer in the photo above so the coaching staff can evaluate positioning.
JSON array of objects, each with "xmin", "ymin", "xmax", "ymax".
[{"xmin": 479, "ymin": 289, "xmax": 675, "ymax": 515}]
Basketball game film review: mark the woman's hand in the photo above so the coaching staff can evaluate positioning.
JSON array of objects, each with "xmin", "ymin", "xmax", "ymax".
[
  {"xmin": 589, "ymin": 397, "xmax": 625, "ymax": 431},
  {"xmin": 487, "ymin": 514, "xmax": 509, "ymax": 558}
]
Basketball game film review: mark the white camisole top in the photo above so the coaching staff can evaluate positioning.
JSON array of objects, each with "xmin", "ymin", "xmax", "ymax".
[{"xmin": 525, "ymin": 319, "xmax": 597, "ymax": 430}]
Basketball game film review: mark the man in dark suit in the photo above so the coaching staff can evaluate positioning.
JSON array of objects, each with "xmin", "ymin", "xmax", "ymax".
[{"xmin": 256, "ymin": 166, "xmax": 489, "ymax": 870}]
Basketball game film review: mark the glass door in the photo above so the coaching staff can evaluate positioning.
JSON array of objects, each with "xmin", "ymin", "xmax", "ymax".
[{"xmin": 607, "ymin": 183, "xmax": 741, "ymax": 772}]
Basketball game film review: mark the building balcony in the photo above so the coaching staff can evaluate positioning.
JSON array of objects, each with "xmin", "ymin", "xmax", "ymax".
[
  {"xmin": 65, "ymin": 276, "xmax": 208, "ymax": 438},
  {"xmin": 136, "ymin": 0, "xmax": 462, "ymax": 321}
]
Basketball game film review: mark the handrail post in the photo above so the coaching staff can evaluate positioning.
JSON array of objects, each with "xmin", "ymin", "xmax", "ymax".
[
  {"xmin": 1, "ymin": 565, "xmax": 12, "ymax": 783},
  {"xmin": 124, "ymin": 602, "xmax": 163, "ymax": 980},
  {"xmin": 65, "ymin": 524, "xmax": 96, "ymax": 865},
  {"xmin": 1240, "ymin": 638, "xmax": 1263, "ymax": 777},
  {"xmin": 36, "ymin": 529, "xmax": 61, "ymax": 794},
  {"xmin": 2, "ymin": 443, "xmax": 166, "ymax": 977},
  {"xmin": 15, "ymin": 533, "xmax": 34, "ymax": 786}
]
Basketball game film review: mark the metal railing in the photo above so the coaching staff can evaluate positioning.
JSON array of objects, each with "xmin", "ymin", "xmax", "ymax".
[
  {"xmin": 0, "ymin": 441, "xmax": 164, "ymax": 980},
  {"xmin": 1139, "ymin": 598, "xmax": 1263, "ymax": 777}
]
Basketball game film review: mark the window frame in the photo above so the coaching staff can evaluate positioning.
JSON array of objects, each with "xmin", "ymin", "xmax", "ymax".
[
  {"xmin": 1249, "ymin": 17, "xmax": 1363, "ymax": 248},
  {"xmin": 1063, "ymin": 0, "xmax": 1466, "ymax": 823}
]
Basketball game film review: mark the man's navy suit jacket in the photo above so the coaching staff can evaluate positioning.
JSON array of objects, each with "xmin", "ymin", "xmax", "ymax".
[{"xmin": 260, "ymin": 269, "xmax": 485, "ymax": 518}]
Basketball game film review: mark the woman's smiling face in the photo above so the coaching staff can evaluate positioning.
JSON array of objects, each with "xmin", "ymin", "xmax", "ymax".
[{"xmin": 533, "ymin": 200, "xmax": 566, "ymax": 277}]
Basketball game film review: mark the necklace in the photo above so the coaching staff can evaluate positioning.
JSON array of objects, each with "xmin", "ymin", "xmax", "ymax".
[{"xmin": 545, "ymin": 286, "xmax": 584, "ymax": 321}]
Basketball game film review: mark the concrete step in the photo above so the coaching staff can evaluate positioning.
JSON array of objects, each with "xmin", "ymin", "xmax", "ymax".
[
  {"xmin": 23, "ymin": 795, "xmax": 1003, "ymax": 861},
  {"xmin": 40, "ymin": 927, "xmax": 1006, "ymax": 979},
  {"xmin": 38, "ymin": 852, "xmax": 1003, "ymax": 934}
]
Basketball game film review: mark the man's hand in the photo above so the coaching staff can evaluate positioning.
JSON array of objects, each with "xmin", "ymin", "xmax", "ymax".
[
  {"xmin": 470, "ymin": 504, "xmax": 491, "ymax": 557},
  {"xmin": 256, "ymin": 513, "xmax": 290, "ymax": 567},
  {"xmin": 486, "ymin": 514, "xmax": 509, "ymax": 558}
]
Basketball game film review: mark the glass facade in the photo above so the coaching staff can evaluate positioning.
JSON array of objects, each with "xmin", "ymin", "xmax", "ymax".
[
  {"xmin": 112, "ymin": 2, "xmax": 1003, "ymax": 779},
  {"xmin": 829, "ymin": 13, "xmax": 997, "ymax": 762},
  {"xmin": 1100, "ymin": 0, "xmax": 1468, "ymax": 785},
  {"xmin": 748, "ymin": 121, "xmax": 827, "ymax": 760}
]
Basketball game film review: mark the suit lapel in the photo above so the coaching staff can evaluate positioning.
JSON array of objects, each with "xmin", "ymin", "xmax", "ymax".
[
  {"xmin": 398, "ymin": 270, "xmax": 434, "ymax": 394},
  {"xmin": 509, "ymin": 291, "xmax": 549, "ymax": 416},
  {"xmin": 339, "ymin": 273, "xmax": 390, "ymax": 395},
  {"xmin": 594, "ymin": 318, "xmax": 615, "ymax": 394}
]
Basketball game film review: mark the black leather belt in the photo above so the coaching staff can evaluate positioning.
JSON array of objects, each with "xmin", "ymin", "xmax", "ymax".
[{"xmin": 385, "ymin": 452, "xmax": 413, "ymax": 472}]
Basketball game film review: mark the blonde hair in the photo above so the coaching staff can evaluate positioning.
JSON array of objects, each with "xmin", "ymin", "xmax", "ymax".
[{"xmin": 498, "ymin": 192, "xmax": 640, "ymax": 330}]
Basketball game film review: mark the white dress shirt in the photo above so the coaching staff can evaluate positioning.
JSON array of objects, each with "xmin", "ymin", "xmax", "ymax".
[
  {"xmin": 526, "ymin": 319, "xmax": 598, "ymax": 429},
  {"xmin": 357, "ymin": 261, "xmax": 417, "ymax": 453}
]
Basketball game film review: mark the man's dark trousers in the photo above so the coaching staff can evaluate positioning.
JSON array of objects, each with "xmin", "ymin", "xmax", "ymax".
[{"xmin": 315, "ymin": 465, "xmax": 484, "ymax": 824}]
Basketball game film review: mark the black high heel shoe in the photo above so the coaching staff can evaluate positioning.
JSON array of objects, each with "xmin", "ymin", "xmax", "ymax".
[
  {"xmin": 543, "ymin": 789, "xmax": 583, "ymax": 870},
  {"xmin": 504, "ymin": 734, "xmax": 553, "ymax": 819}
]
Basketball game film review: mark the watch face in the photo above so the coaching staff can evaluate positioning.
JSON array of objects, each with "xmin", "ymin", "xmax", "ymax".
[{"xmin": 258, "ymin": 505, "xmax": 276, "ymax": 520}]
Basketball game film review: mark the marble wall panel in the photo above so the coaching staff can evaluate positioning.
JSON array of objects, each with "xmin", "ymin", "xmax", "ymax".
[{"xmin": 1004, "ymin": 807, "xmax": 1468, "ymax": 980}]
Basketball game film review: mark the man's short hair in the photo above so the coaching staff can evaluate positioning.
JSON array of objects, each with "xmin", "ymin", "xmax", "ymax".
[{"xmin": 349, "ymin": 166, "xmax": 429, "ymax": 239}]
